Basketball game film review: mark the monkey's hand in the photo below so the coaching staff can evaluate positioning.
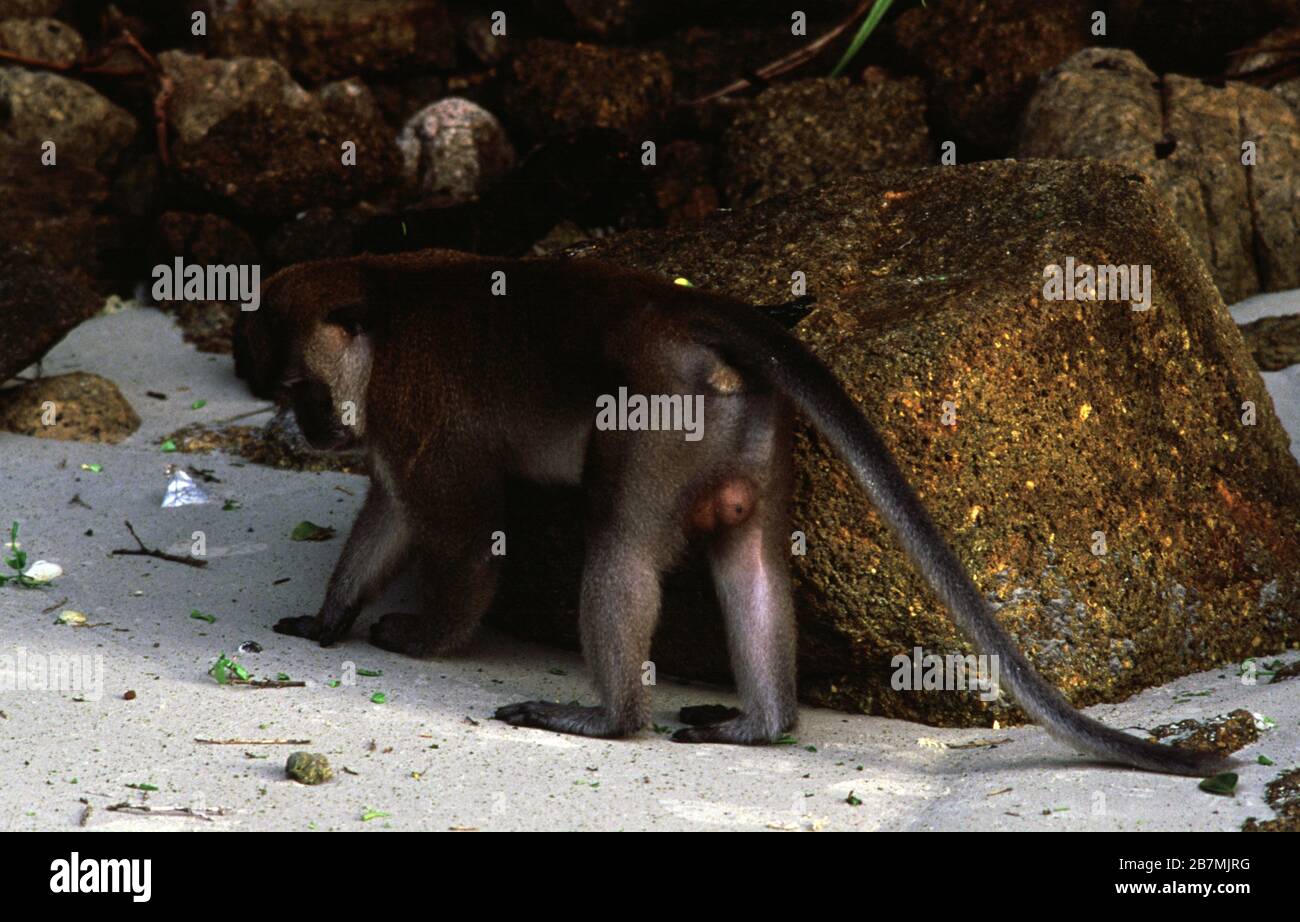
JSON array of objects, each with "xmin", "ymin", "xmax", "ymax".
[{"xmin": 273, "ymin": 615, "xmax": 326, "ymax": 643}]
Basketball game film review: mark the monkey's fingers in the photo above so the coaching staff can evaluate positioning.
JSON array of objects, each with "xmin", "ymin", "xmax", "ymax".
[{"xmin": 273, "ymin": 615, "xmax": 322, "ymax": 641}]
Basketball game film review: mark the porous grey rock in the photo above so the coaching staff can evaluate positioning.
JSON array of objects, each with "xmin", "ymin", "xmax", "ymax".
[
  {"xmin": 397, "ymin": 97, "xmax": 516, "ymax": 206},
  {"xmin": 1017, "ymin": 47, "xmax": 1300, "ymax": 304},
  {"xmin": 0, "ymin": 372, "xmax": 140, "ymax": 443},
  {"xmin": 0, "ymin": 70, "xmax": 137, "ymax": 290},
  {"xmin": 0, "ymin": 16, "xmax": 83, "ymax": 66},
  {"xmin": 159, "ymin": 52, "xmax": 400, "ymax": 217}
]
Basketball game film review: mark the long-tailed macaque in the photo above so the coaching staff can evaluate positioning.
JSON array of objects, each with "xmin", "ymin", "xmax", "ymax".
[{"xmin": 237, "ymin": 249, "xmax": 1231, "ymax": 776}]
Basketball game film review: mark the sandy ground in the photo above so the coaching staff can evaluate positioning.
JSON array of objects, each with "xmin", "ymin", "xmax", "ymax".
[{"xmin": 0, "ymin": 295, "xmax": 1297, "ymax": 832}]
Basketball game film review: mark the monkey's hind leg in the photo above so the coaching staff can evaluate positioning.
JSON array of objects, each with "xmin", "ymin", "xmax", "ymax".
[
  {"xmin": 496, "ymin": 448, "xmax": 681, "ymax": 738},
  {"xmin": 672, "ymin": 499, "xmax": 799, "ymax": 744},
  {"xmin": 675, "ymin": 396, "xmax": 798, "ymax": 745},
  {"xmin": 369, "ymin": 487, "xmax": 505, "ymax": 657},
  {"xmin": 274, "ymin": 479, "xmax": 411, "ymax": 646},
  {"xmin": 369, "ymin": 550, "xmax": 501, "ymax": 657}
]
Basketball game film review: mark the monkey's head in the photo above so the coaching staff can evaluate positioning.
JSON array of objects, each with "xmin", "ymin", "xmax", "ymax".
[{"xmin": 236, "ymin": 259, "xmax": 375, "ymax": 452}]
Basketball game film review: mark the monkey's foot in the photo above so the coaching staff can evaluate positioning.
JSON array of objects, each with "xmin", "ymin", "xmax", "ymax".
[
  {"xmin": 494, "ymin": 701, "xmax": 627, "ymax": 738},
  {"xmin": 672, "ymin": 713, "xmax": 791, "ymax": 745},
  {"xmin": 678, "ymin": 704, "xmax": 741, "ymax": 726},
  {"xmin": 370, "ymin": 611, "xmax": 473, "ymax": 656}
]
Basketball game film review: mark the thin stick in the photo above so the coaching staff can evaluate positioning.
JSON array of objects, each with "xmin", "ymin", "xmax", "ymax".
[
  {"xmin": 692, "ymin": 0, "xmax": 875, "ymax": 104},
  {"xmin": 195, "ymin": 738, "xmax": 311, "ymax": 745},
  {"xmin": 214, "ymin": 405, "xmax": 277, "ymax": 425},
  {"xmin": 105, "ymin": 803, "xmax": 225, "ymax": 822},
  {"xmin": 41, "ymin": 596, "xmax": 70, "ymax": 615},
  {"xmin": 110, "ymin": 520, "xmax": 207, "ymax": 569}
]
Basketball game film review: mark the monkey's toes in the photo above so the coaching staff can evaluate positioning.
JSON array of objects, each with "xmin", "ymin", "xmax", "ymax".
[
  {"xmin": 273, "ymin": 615, "xmax": 321, "ymax": 641},
  {"xmin": 369, "ymin": 611, "xmax": 433, "ymax": 655},
  {"xmin": 678, "ymin": 704, "xmax": 741, "ymax": 726},
  {"xmin": 672, "ymin": 715, "xmax": 784, "ymax": 745},
  {"xmin": 494, "ymin": 701, "xmax": 622, "ymax": 738}
]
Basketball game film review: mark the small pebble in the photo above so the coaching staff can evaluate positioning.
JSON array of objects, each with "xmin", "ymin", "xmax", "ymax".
[{"xmin": 286, "ymin": 752, "xmax": 333, "ymax": 785}]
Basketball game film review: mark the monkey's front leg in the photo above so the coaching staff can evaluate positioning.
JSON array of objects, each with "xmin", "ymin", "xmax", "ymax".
[{"xmin": 274, "ymin": 480, "xmax": 410, "ymax": 646}]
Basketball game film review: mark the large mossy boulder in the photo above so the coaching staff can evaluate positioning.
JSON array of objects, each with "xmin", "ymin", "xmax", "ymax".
[{"xmin": 489, "ymin": 159, "xmax": 1300, "ymax": 728}]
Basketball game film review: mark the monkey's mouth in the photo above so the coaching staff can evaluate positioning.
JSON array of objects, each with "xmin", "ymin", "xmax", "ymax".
[{"xmin": 286, "ymin": 381, "xmax": 359, "ymax": 452}]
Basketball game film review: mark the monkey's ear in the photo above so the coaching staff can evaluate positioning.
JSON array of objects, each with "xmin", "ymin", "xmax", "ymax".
[{"xmin": 325, "ymin": 304, "xmax": 374, "ymax": 338}]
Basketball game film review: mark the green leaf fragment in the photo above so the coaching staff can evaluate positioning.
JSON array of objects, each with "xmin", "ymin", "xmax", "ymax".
[
  {"xmin": 291, "ymin": 521, "xmax": 336, "ymax": 541},
  {"xmin": 1198, "ymin": 772, "xmax": 1238, "ymax": 796}
]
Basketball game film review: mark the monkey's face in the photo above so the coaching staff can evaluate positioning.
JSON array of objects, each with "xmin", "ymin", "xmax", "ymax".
[{"xmin": 284, "ymin": 318, "xmax": 373, "ymax": 451}]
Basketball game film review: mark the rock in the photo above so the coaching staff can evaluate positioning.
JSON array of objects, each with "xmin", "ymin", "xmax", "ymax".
[
  {"xmin": 456, "ymin": 8, "xmax": 509, "ymax": 65},
  {"xmin": 501, "ymin": 38, "xmax": 672, "ymax": 143},
  {"xmin": 285, "ymin": 751, "xmax": 333, "ymax": 785},
  {"xmin": 0, "ymin": 69, "xmax": 138, "ymax": 291},
  {"xmin": 892, "ymin": 0, "xmax": 1091, "ymax": 152},
  {"xmin": 0, "ymin": 372, "xmax": 140, "ymax": 443},
  {"xmin": 721, "ymin": 75, "xmax": 934, "ymax": 206},
  {"xmin": 650, "ymin": 140, "xmax": 718, "ymax": 224},
  {"xmin": 490, "ymin": 160, "xmax": 1300, "ymax": 727},
  {"xmin": 397, "ymin": 97, "xmax": 516, "ymax": 207},
  {"xmin": 0, "ymin": 16, "xmax": 83, "ymax": 66},
  {"xmin": 1242, "ymin": 767, "xmax": 1300, "ymax": 831},
  {"xmin": 159, "ymin": 52, "xmax": 400, "ymax": 217},
  {"xmin": 0, "ymin": 67, "xmax": 135, "ymax": 169},
  {"xmin": 263, "ymin": 205, "xmax": 369, "ymax": 272},
  {"xmin": 1017, "ymin": 48, "xmax": 1300, "ymax": 305},
  {"xmin": 208, "ymin": 0, "xmax": 456, "ymax": 84},
  {"xmin": 1226, "ymin": 25, "xmax": 1300, "ymax": 117},
  {"xmin": 154, "ymin": 211, "xmax": 258, "ymax": 268},
  {"xmin": 0, "ymin": 243, "xmax": 101, "ymax": 383},
  {"xmin": 537, "ymin": 0, "xmax": 712, "ymax": 38},
  {"xmin": 1238, "ymin": 313, "xmax": 1300, "ymax": 371},
  {"xmin": 0, "ymin": 1, "xmax": 61, "ymax": 16},
  {"xmin": 1112, "ymin": 0, "xmax": 1300, "ymax": 77},
  {"xmin": 1148, "ymin": 709, "xmax": 1261, "ymax": 755}
]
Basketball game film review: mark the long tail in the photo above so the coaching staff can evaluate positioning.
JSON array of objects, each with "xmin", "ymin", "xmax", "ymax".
[{"xmin": 689, "ymin": 299, "xmax": 1233, "ymax": 776}]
